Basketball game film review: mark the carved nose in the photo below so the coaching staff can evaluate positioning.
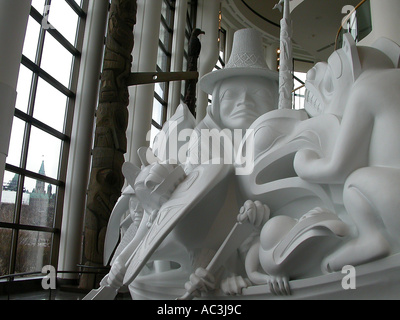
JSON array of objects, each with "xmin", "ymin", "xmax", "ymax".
[{"xmin": 237, "ymin": 92, "xmax": 254, "ymax": 108}]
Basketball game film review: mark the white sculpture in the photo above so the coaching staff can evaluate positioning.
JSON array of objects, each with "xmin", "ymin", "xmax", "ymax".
[
  {"xmin": 294, "ymin": 34, "xmax": 400, "ymax": 272},
  {"xmin": 84, "ymin": 28, "xmax": 400, "ymax": 300}
]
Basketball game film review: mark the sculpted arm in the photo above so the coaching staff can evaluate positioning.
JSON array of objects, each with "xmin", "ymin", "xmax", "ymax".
[
  {"xmin": 294, "ymin": 86, "xmax": 373, "ymax": 184},
  {"xmin": 244, "ymin": 240, "xmax": 271, "ymax": 285}
]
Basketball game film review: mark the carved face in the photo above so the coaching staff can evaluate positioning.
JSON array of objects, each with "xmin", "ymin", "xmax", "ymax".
[
  {"xmin": 129, "ymin": 195, "xmax": 143, "ymax": 218},
  {"xmin": 133, "ymin": 163, "xmax": 185, "ymax": 214},
  {"xmin": 305, "ymin": 37, "xmax": 359, "ymax": 118},
  {"xmin": 217, "ymin": 76, "xmax": 278, "ymax": 131}
]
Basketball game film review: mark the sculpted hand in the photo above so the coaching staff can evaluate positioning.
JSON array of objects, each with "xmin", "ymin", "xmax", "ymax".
[
  {"xmin": 184, "ymin": 268, "xmax": 216, "ymax": 298},
  {"xmin": 268, "ymin": 276, "xmax": 291, "ymax": 296},
  {"xmin": 293, "ymin": 149, "xmax": 322, "ymax": 181},
  {"xmin": 237, "ymin": 200, "xmax": 270, "ymax": 229},
  {"xmin": 220, "ymin": 276, "xmax": 251, "ymax": 296},
  {"xmin": 106, "ymin": 260, "xmax": 126, "ymax": 289}
]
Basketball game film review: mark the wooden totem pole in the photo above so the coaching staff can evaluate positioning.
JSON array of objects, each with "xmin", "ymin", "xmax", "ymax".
[{"xmin": 80, "ymin": 0, "xmax": 137, "ymax": 290}]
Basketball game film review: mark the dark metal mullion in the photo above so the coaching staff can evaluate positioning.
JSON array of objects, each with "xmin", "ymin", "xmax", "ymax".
[
  {"xmin": 0, "ymin": 222, "xmax": 59, "ymax": 235},
  {"xmin": 164, "ymin": 2, "xmax": 175, "ymax": 125},
  {"xmin": 218, "ymin": 56, "xmax": 225, "ymax": 68},
  {"xmin": 151, "ymin": 120, "xmax": 162, "ymax": 130},
  {"xmin": 14, "ymin": 109, "xmax": 69, "ymax": 142},
  {"xmin": 160, "ymin": 15, "xmax": 172, "ymax": 34},
  {"xmin": 293, "ymin": 74, "xmax": 305, "ymax": 85},
  {"xmin": 46, "ymin": 27, "xmax": 81, "ymax": 57},
  {"xmin": 158, "ymin": 40, "xmax": 171, "ymax": 57},
  {"xmin": 65, "ymin": 0, "xmax": 87, "ymax": 18},
  {"xmin": 5, "ymin": 164, "xmax": 64, "ymax": 188},
  {"xmin": 155, "ymin": 91, "xmax": 168, "ymax": 125},
  {"xmin": 154, "ymin": 92, "xmax": 167, "ymax": 106},
  {"xmin": 164, "ymin": 0, "xmax": 176, "ymax": 10},
  {"xmin": 30, "ymin": 5, "xmax": 81, "ymax": 57},
  {"xmin": 21, "ymin": 56, "xmax": 74, "ymax": 98}
]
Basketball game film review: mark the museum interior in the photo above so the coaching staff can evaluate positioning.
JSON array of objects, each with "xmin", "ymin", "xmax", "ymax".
[{"xmin": 0, "ymin": 0, "xmax": 399, "ymax": 300}]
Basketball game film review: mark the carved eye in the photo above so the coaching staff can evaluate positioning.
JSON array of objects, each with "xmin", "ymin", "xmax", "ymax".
[{"xmin": 220, "ymin": 89, "xmax": 238, "ymax": 100}]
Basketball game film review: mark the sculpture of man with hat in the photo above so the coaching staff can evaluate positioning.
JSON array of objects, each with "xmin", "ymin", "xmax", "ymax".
[{"xmin": 184, "ymin": 28, "xmax": 279, "ymax": 172}]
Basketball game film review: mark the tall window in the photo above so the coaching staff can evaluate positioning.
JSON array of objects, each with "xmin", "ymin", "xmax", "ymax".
[
  {"xmin": 180, "ymin": 0, "xmax": 198, "ymax": 104},
  {"xmin": 0, "ymin": 0, "xmax": 87, "ymax": 277},
  {"xmin": 150, "ymin": 0, "xmax": 176, "ymax": 143}
]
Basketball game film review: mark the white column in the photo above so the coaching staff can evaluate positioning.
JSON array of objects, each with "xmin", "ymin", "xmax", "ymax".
[
  {"xmin": 167, "ymin": 0, "xmax": 188, "ymax": 118},
  {"xmin": 126, "ymin": 0, "xmax": 162, "ymax": 167},
  {"xmin": 359, "ymin": 0, "xmax": 400, "ymax": 46},
  {"xmin": 195, "ymin": 0, "xmax": 221, "ymax": 123},
  {"xmin": 58, "ymin": 0, "xmax": 109, "ymax": 277},
  {"xmin": 0, "ymin": 0, "xmax": 32, "ymax": 201}
]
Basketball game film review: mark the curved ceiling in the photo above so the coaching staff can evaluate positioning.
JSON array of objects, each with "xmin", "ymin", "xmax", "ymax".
[{"xmin": 221, "ymin": 0, "xmax": 361, "ymax": 63}]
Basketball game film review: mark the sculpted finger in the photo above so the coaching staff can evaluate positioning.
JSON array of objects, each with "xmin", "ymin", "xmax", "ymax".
[
  {"xmin": 269, "ymin": 280, "xmax": 277, "ymax": 296},
  {"xmin": 253, "ymin": 201, "xmax": 265, "ymax": 227},
  {"xmin": 283, "ymin": 277, "xmax": 291, "ymax": 296}
]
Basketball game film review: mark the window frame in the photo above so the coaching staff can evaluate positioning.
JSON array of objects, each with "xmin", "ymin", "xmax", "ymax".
[
  {"xmin": 151, "ymin": 0, "xmax": 176, "ymax": 135},
  {"xmin": 0, "ymin": 0, "xmax": 88, "ymax": 277}
]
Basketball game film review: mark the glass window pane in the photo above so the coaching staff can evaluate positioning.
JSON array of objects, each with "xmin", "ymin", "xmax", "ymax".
[
  {"xmin": 15, "ymin": 65, "xmax": 33, "ymax": 113},
  {"xmin": 161, "ymin": 1, "xmax": 174, "ymax": 26},
  {"xmin": 26, "ymin": 127, "xmax": 62, "ymax": 180},
  {"xmin": 155, "ymin": 82, "xmax": 166, "ymax": 101},
  {"xmin": 20, "ymin": 177, "xmax": 56, "ymax": 228},
  {"xmin": 153, "ymin": 98, "xmax": 163, "ymax": 125},
  {"xmin": 31, "ymin": 0, "xmax": 46, "ymax": 13},
  {"xmin": 15, "ymin": 230, "xmax": 52, "ymax": 274},
  {"xmin": 0, "ymin": 228, "xmax": 12, "ymax": 276},
  {"xmin": 22, "ymin": 16, "xmax": 41, "ymax": 62},
  {"xmin": 1, "ymin": 172, "xmax": 20, "ymax": 224},
  {"xmin": 157, "ymin": 50, "xmax": 168, "ymax": 72},
  {"xmin": 33, "ymin": 78, "xmax": 68, "ymax": 132},
  {"xmin": 41, "ymin": 33, "xmax": 74, "ymax": 88},
  {"xmin": 48, "ymin": 1, "xmax": 79, "ymax": 45},
  {"xmin": 159, "ymin": 22, "xmax": 170, "ymax": 47},
  {"xmin": 7, "ymin": 117, "xmax": 26, "ymax": 167},
  {"xmin": 149, "ymin": 125, "xmax": 160, "ymax": 148},
  {"xmin": 161, "ymin": 1, "xmax": 168, "ymax": 21}
]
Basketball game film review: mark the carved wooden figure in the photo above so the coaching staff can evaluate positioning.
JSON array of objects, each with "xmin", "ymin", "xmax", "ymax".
[{"xmin": 80, "ymin": 0, "xmax": 137, "ymax": 290}]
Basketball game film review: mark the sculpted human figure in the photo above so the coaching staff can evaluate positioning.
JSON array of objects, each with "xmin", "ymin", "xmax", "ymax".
[
  {"xmin": 294, "ymin": 34, "xmax": 400, "ymax": 271},
  {"xmin": 85, "ymin": 29, "xmax": 279, "ymax": 300},
  {"xmin": 184, "ymin": 28, "xmax": 278, "ymax": 173}
]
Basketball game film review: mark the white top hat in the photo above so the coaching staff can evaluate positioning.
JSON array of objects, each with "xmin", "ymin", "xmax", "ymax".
[{"xmin": 199, "ymin": 28, "xmax": 278, "ymax": 94}]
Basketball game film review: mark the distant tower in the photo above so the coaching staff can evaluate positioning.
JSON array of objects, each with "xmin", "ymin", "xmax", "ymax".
[{"xmin": 35, "ymin": 158, "xmax": 46, "ymax": 194}]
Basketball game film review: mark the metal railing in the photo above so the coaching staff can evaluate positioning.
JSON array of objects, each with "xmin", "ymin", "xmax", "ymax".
[
  {"xmin": 335, "ymin": 0, "xmax": 371, "ymax": 50},
  {"xmin": 291, "ymin": 0, "xmax": 371, "ymax": 110},
  {"xmin": 0, "ymin": 266, "xmax": 109, "ymax": 300}
]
